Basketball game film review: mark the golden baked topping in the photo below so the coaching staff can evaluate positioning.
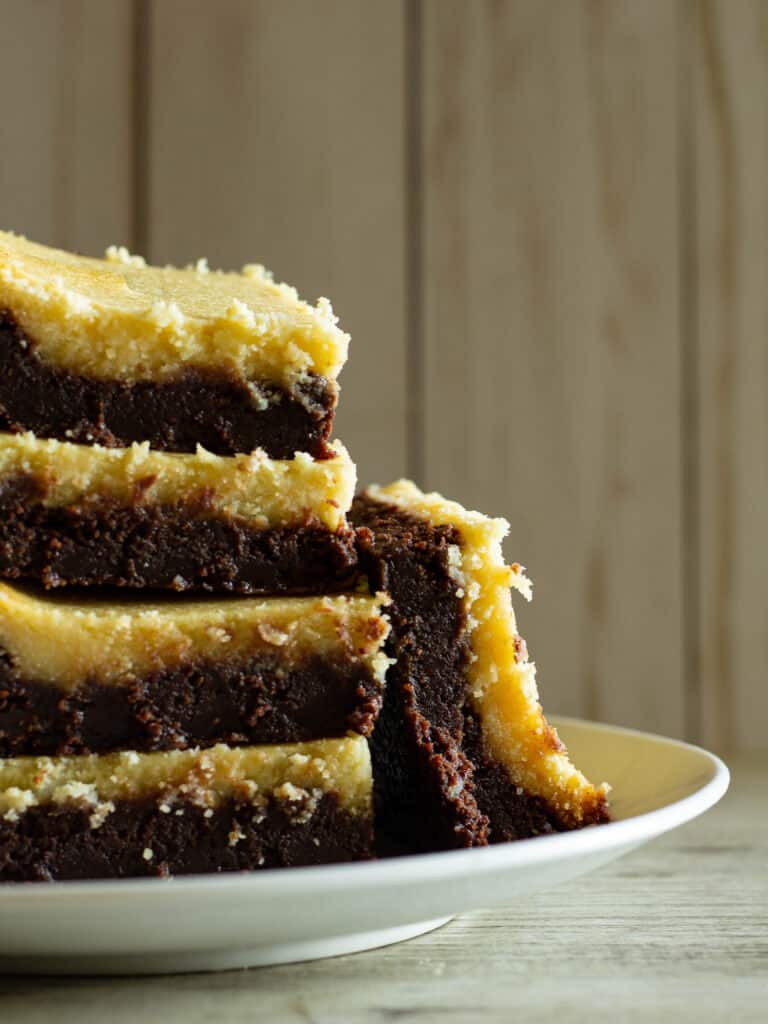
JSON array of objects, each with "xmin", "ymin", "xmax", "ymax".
[
  {"xmin": 0, "ymin": 737, "xmax": 373, "ymax": 821},
  {"xmin": 0, "ymin": 231, "xmax": 348, "ymax": 386},
  {"xmin": 0, "ymin": 582, "xmax": 389, "ymax": 689},
  {"xmin": 0, "ymin": 433, "xmax": 356, "ymax": 529}
]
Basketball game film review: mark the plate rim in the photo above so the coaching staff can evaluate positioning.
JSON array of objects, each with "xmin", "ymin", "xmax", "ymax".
[{"xmin": 0, "ymin": 716, "xmax": 729, "ymax": 903}]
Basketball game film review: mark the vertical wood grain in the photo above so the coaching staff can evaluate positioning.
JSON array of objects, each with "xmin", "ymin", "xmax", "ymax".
[
  {"xmin": 694, "ymin": 0, "xmax": 768, "ymax": 753},
  {"xmin": 0, "ymin": 0, "xmax": 135, "ymax": 254},
  {"xmin": 421, "ymin": 0, "xmax": 685, "ymax": 735},
  {"xmin": 147, "ymin": 0, "xmax": 407, "ymax": 486}
]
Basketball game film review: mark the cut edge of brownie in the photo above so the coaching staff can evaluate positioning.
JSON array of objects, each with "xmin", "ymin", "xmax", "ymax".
[{"xmin": 351, "ymin": 484, "xmax": 610, "ymax": 856}]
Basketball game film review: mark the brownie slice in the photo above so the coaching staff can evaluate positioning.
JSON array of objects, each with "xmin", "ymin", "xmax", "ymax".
[
  {"xmin": 0, "ymin": 312, "xmax": 336, "ymax": 459},
  {"xmin": 0, "ymin": 231, "xmax": 349, "ymax": 457},
  {"xmin": 0, "ymin": 433, "xmax": 358, "ymax": 594},
  {"xmin": 0, "ymin": 584, "xmax": 389, "ymax": 757},
  {"xmin": 352, "ymin": 482, "xmax": 609, "ymax": 854},
  {"xmin": 0, "ymin": 738, "xmax": 373, "ymax": 880}
]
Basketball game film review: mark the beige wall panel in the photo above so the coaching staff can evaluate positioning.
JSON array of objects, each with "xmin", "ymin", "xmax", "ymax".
[
  {"xmin": 148, "ymin": 0, "xmax": 407, "ymax": 484},
  {"xmin": 422, "ymin": 0, "xmax": 684, "ymax": 734},
  {"xmin": 0, "ymin": 0, "xmax": 134, "ymax": 254},
  {"xmin": 695, "ymin": 0, "xmax": 768, "ymax": 753}
]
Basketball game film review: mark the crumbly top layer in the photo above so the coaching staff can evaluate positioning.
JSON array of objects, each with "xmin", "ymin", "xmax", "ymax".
[
  {"xmin": 0, "ymin": 231, "xmax": 348, "ymax": 386},
  {"xmin": 365, "ymin": 480, "xmax": 609, "ymax": 827},
  {"xmin": 0, "ymin": 737, "xmax": 372, "ymax": 820},
  {"xmin": 0, "ymin": 432, "xmax": 355, "ymax": 529},
  {"xmin": 0, "ymin": 582, "xmax": 389, "ymax": 690},
  {"xmin": 365, "ymin": 481, "xmax": 532, "ymax": 601}
]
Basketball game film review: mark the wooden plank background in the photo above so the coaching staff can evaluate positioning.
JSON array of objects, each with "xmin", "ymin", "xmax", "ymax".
[
  {"xmin": 694, "ymin": 0, "xmax": 768, "ymax": 755},
  {"xmin": 0, "ymin": 0, "xmax": 764, "ymax": 753},
  {"xmin": 147, "ymin": 0, "xmax": 408, "ymax": 485},
  {"xmin": 0, "ymin": 0, "xmax": 134, "ymax": 253},
  {"xmin": 422, "ymin": 0, "xmax": 684, "ymax": 737}
]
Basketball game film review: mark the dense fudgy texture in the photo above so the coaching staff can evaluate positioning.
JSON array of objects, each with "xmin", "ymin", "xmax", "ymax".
[
  {"xmin": 462, "ymin": 711, "xmax": 566, "ymax": 841},
  {"xmin": 0, "ymin": 475, "xmax": 357, "ymax": 593},
  {"xmin": 352, "ymin": 497, "xmax": 569, "ymax": 855},
  {"xmin": 0, "ymin": 312, "xmax": 336, "ymax": 458},
  {"xmin": 0, "ymin": 651, "xmax": 383, "ymax": 757},
  {"xmin": 0, "ymin": 793, "xmax": 372, "ymax": 881}
]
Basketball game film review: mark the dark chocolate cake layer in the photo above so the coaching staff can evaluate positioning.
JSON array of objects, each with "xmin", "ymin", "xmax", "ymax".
[
  {"xmin": 352, "ymin": 496, "xmax": 566, "ymax": 854},
  {"xmin": 0, "ymin": 475, "xmax": 357, "ymax": 593},
  {"xmin": 462, "ymin": 711, "xmax": 567, "ymax": 841},
  {"xmin": 0, "ymin": 793, "xmax": 371, "ymax": 881},
  {"xmin": 0, "ymin": 312, "xmax": 337, "ymax": 458},
  {"xmin": 0, "ymin": 652, "xmax": 383, "ymax": 757}
]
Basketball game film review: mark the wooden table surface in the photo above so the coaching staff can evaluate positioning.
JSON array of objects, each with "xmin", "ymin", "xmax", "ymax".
[{"xmin": 0, "ymin": 756, "xmax": 765, "ymax": 1024}]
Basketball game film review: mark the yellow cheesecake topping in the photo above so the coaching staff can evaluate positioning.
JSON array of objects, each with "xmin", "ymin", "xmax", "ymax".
[
  {"xmin": 0, "ymin": 582, "xmax": 390, "ymax": 690},
  {"xmin": 0, "ymin": 432, "xmax": 356, "ymax": 529},
  {"xmin": 0, "ymin": 231, "xmax": 348, "ymax": 387},
  {"xmin": 0, "ymin": 737, "xmax": 373, "ymax": 823}
]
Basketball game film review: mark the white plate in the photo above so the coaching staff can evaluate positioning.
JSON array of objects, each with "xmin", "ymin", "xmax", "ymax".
[{"xmin": 0, "ymin": 717, "xmax": 728, "ymax": 975}]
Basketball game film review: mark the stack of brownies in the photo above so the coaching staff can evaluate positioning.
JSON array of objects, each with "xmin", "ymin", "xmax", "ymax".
[{"xmin": 0, "ymin": 233, "xmax": 608, "ymax": 881}]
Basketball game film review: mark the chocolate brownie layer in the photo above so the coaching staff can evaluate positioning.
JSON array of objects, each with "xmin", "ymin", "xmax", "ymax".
[
  {"xmin": 462, "ymin": 711, "xmax": 566, "ymax": 841},
  {"xmin": 0, "ymin": 652, "xmax": 383, "ymax": 757},
  {"xmin": 0, "ymin": 313, "xmax": 335, "ymax": 458},
  {"xmin": 0, "ymin": 475, "xmax": 357, "ymax": 593},
  {"xmin": 0, "ymin": 793, "xmax": 372, "ymax": 881}
]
